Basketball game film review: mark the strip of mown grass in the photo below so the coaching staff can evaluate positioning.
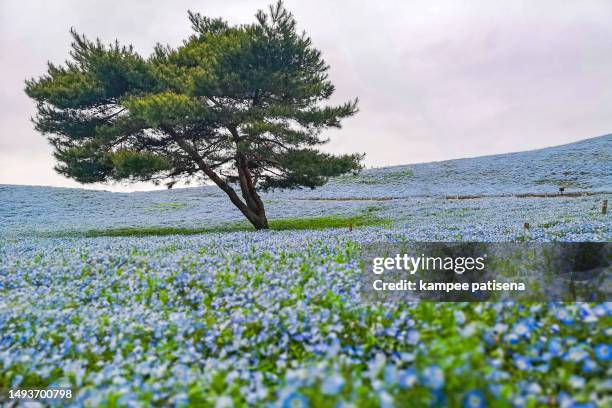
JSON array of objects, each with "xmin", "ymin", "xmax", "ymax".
[
  {"xmin": 54, "ymin": 214, "xmax": 389, "ymax": 238},
  {"xmin": 81, "ymin": 224, "xmax": 243, "ymax": 237}
]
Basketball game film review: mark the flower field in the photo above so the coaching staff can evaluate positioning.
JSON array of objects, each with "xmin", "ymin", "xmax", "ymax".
[{"xmin": 0, "ymin": 137, "xmax": 611, "ymax": 407}]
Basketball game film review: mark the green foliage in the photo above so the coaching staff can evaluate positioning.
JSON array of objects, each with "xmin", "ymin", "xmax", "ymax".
[
  {"xmin": 24, "ymin": 1, "xmax": 362, "ymax": 219},
  {"xmin": 262, "ymin": 149, "xmax": 363, "ymax": 190},
  {"xmin": 108, "ymin": 150, "xmax": 171, "ymax": 180},
  {"xmin": 122, "ymin": 92, "xmax": 205, "ymax": 128},
  {"xmin": 52, "ymin": 141, "xmax": 114, "ymax": 183}
]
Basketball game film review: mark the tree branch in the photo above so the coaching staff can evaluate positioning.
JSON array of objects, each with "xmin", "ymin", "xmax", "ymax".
[{"xmin": 161, "ymin": 125, "xmax": 263, "ymax": 225}]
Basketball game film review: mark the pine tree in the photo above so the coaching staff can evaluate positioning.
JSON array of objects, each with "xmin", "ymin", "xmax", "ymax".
[{"xmin": 25, "ymin": 1, "xmax": 362, "ymax": 229}]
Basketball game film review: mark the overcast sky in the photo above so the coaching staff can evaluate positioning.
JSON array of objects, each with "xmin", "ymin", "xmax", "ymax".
[{"xmin": 1, "ymin": 0, "xmax": 611, "ymax": 191}]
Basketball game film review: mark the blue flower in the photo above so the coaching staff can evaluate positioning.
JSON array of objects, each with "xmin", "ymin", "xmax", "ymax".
[
  {"xmin": 422, "ymin": 365, "xmax": 444, "ymax": 390},
  {"xmin": 321, "ymin": 373, "xmax": 344, "ymax": 395},
  {"xmin": 379, "ymin": 391, "xmax": 395, "ymax": 408},
  {"xmin": 568, "ymin": 403, "xmax": 596, "ymax": 408},
  {"xmin": 398, "ymin": 368, "xmax": 418, "ymax": 389},
  {"xmin": 591, "ymin": 304, "xmax": 606, "ymax": 317},
  {"xmin": 568, "ymin": 375, "xmax": 585, "ymax": 389},
  {"xmin": 525, "ymin": 382, "xmax": 542, "ymax": 395},
  {"xmin": 513, "ymin": 355, "xmax": 532, "ymax": 371},
  {"xmin": 282, "ymin": 392, "xmax": 309, "ymax": 408},
  {"xmin": 488, "ymin": 384, "xmax": 502, "ymax": 398},
  {"xmin": 483, "ymin": 331, "xmax": 496, "ymax": 346},
  {"xmin": 564, "ymin": 346, "xmax": 588, "ymax": 363},
  {"xmin": 62, "ymin": 337, "xmax": 72, "ymax": 353},
  {"xmin": 556, "ymin": 391, "xmax": 573, "ymax": 407},
  {"xmin": 463, "ymin": 390, "xmax": 486, "ymax": 408},
  {"xmin": 513, "ymin": 319, "xmax": 533, "ymax": 339},
  {"xmin": 454, "ymin": 310, "xmax": 466, "ymax": 325},
  {"xmin": 384, "ymin": 364, "xmax": 398, "ymax": 385},
  {"xmin": 548, "ymin": 338, "xmax": 564, "ymax": 357},
  {"xmin": 505, "ymin": 333, "xmax": 520, "ymax": 345},
  {"xmin": 581, "ymin": 359, "xmax": 598, "ymax": 373},
  {"xmin": 431, "ymin": 390, "xmax": 447, "ymax": 406},
  {"xmin": 406, "ymin": 330, "xmax": 420, "ymax": 345},
  {"xmin": 593, "ymin": 344, "xmax": 610, "ymax": 362},
  {"xmin": 555, "ymin": 308, "xmax": 574, "ymax": 325},
  {"xmin": 11, "ymin": 375, "xmax": 23, "ymax": 388}
]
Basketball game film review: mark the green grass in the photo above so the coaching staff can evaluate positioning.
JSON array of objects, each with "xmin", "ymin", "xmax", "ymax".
[
  {"xmin": 81, "ymin": 225, "xmax": 243, "ymax": 237},
  {"xmin": 57, "ymin": 214, "xmax": 389, "ymax": 238},
  {"xmin": 145, "ymin": 202, "xmax": 188, "ymax": 212},
  {"xmin": 533, "ymin": 177, "xmax": 592, "ymax": 189},
  {"xmin": 268, "ymin": 214, "xmax": 387, "ymax": 230}
]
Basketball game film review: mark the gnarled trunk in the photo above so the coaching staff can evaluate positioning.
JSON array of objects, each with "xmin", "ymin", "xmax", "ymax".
[
  {"xmin": 170, "ymin": 130, "xmax": 270, "ymax": 230},
  {"xmin": 230, "ymin": 126, "xmax": 269, "ymax": 230},
  {"xmin": 236, "ymin": 151, "xmax": 269, "ymax": 230},
  {"xmin": 247, "ymin": 212, "xmax": 268, "ymax": 230}
]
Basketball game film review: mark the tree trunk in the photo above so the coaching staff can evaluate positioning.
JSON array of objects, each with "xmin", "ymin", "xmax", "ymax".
[
  {"xmin": 229, "ymin": 126, "xmax": 269, "ymax": 230},
  {"xmin": 248, "ymin": 213, "xmax": 268, "ymax": 230},
  {"xmin": 235, "ymin": 152, "xmax": 269, "ymax": 229},
  {"xmin": 169, "ymin": 130, "xmax": 269, "ymax": 230}
]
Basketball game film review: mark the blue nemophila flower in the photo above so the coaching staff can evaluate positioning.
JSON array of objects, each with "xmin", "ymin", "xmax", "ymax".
[
  {"xmin": 321, "ymin": 373, "xmax": 344, "ymax": 395},
  {"xmin": 511, "ymin": 395, "xmax": 526, "ymax": 408},
  {"xmin": 454, "ymin": 310, "xmax": 466, "ymax": 325},
  {"xmin": 578, "ymin": 305, "xmax": 599, "ymax": 323},
  {"xmin": 555, "ymin": 308, "xmax": 574, "ymax": 325},
  {"xmin": 591, "ymin": 304, "xmax": 607, "ymax": 317},
  {"xmin": 593, "ymin": 344, "xmax": 610, "ymax": 362},
  {"xmin": 488, "ymin": 384, "xmax": 502, "ymax": 398},
  {"xmin": 581, "ymin": 359, "xmax": 598, "ymax": 374},
  {"xmin": 548, "ymin": 338, "xmax": 564, "ymax": 357},
  {"xmin": 525, "ymin": 382, "xmax": 542, "ymax": 395},
  {"xmin": 406, "ymin": 329, "xmax": 420, "ymax": 345},
  {"xmin": 422, "ymin": 365, "xmax": 445, "ymax": 390},
  {"xmin": 568, "ymin": 403, "xmax": 596, "ymax": 408},
  {"xmin": 513, "ymin": 319, "xmax": 533, "ymax": 339},
  {"xmin": 505, "ymin": 333, "xmax": 520, "ymax": 345},
  {"xmin": 463, "ymin": 390, "xmax": 486, "ymax": 408},
  {"xmin": 379, "ymin": 391, "xmax": 394, "ymax": 408},
  {"xmin": 430, "ymin": 390, "xmax": 448, "ymax": 406},
  {"xmin": 556, "ymin": 391, "xmax": 573, "ymax": 408},
  {"xmin": 568, "ymin": 375, "xmax": 585, "ymax": 389},
  {"xmin": 384, "ymin": 364, "xmax": 398, "ymax": 385},
  {"xmin": 282, "ymin": 392, "xmax": 309, "ymax": 408},
  {"xmin": 564, "ymin": 346, "xmax": 588, "ymax": 363},
  {"xmin": 11, "ymin": 374, "xmax": 23, "ymax": 388},
  {"xmin": 214, "ymin": 396, "xmax": 233, "ymax": 408},
  {"xmin": 513, "ymin": 355, "xmax": 532, "ymax": 371},
  {"xmin": 398, "ymin": 368, "xmax": 418, "ymax": 389},
  {"xmin": 482, "ymin": 331, "xmax": 496, "ymax": 346}
]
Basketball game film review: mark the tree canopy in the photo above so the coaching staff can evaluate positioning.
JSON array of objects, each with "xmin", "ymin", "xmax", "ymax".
[{"xmin": 25, "ymin": 1, "xmax": 362, "ymax": 229}]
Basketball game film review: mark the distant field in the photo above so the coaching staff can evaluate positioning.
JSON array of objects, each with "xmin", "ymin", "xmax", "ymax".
[{"xmin": 1, "ymin": 135, "xmax": 610, "ymax": 238}]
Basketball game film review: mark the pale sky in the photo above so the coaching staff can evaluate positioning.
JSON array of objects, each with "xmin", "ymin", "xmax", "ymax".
[{"xmin": 1, "ymin": 0, "xmax": 611, "ymax": 192}]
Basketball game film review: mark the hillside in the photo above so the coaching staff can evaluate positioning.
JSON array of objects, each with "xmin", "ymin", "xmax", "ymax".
[
  {"xmin": 294, "ymin": 134, "xmax": 611, "ymax": 198},
  {"xmin": 1, "ymin": 135, "xmax": 610, "ymax": 236}
]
